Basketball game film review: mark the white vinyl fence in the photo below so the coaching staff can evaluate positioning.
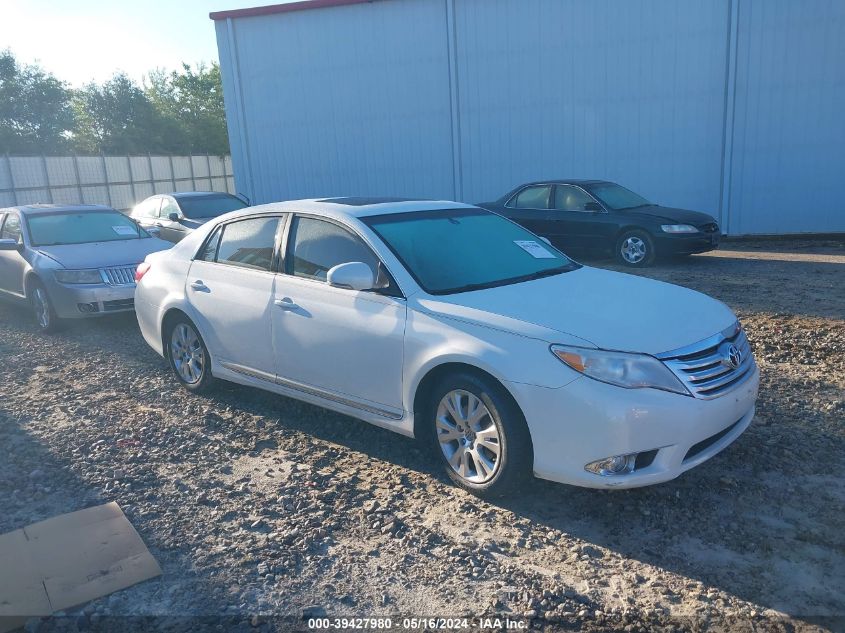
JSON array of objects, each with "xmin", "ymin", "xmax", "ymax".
[{"xmin": 0, "ymin": 154, "xmax": 236, "ymax": 212}]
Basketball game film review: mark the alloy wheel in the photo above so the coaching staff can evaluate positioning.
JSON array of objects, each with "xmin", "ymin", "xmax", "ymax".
[
  {"xmin": 620, "ymin": 236, "xmax": 648, "ymax": 264},
  {"xmin": 32, "ymin": 287, "xmax": 51, "ymax": 329},
  {"xmin": 436, "ymin": 389, "xmax": 501, "ymax": 484},
  {"xmin": 170, "ymin": 323, "xmax": 205, "ymax": 384}
]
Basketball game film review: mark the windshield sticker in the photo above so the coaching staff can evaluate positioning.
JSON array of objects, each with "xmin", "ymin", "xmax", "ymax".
[
  {"xmin": 514, "ymin": 240, "xmax": 555, "ymax": 259},
  {"xmin": 112, "ymin": 225, "xmax": 137, "ymax": 236}
]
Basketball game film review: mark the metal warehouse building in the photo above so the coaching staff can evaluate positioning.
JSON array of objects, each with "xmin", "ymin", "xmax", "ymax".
[{"xmin": 212, "ymin": 0, "xmax": 845, "ymax": 235}]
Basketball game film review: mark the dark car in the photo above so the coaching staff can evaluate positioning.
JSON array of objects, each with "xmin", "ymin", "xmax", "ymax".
[
  {"xmin": 479, "ymin": 180, "xmax": 720, "ymax": 267},
  {"xmin": 130, "ymin": 192, "xmax": 248, "ymax": 243}
]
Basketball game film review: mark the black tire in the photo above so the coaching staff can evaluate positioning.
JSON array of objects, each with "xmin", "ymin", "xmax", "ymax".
[
  {"xmin": 426, "ymin": 372, "xmax": 532, "ymax": 498},
  {"xmin": 164, "ymin": 316, "xmax": 216, "ymax": 394},
  {"xmin": 28, "ymin": 279, "xmax": 62, "ymax": 333},
  {"xmin": 615, "ymin": 229, "xmax": 656, "ymax": 267}
]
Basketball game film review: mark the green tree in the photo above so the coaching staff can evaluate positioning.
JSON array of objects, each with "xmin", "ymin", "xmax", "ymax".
[
  {"xmin": 0, "ymin": 50, "xmax": 74, "ymax": 153},
  {"xmin": 71, "ymin": 73, "xmax": 179, "ymax": 154},
  {"xmin": 145, "ymin": 63, "xmax": 229, "ymax": 155}
]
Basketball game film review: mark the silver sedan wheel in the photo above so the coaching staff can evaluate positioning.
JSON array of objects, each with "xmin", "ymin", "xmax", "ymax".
[
  {"xmin": 436, "ymin": 389, "xmax": 501, "ymax": 484},
  {"xmin": 620, "ymin": 236, "xmax": 648, "ymax": 264},
  {"xmin": 32, "ymin": 287, "xmax": 51, "ymax": 329},
  {"xmin": 170, "ymin": 323, "xmax": 204, "ymax": 384}
]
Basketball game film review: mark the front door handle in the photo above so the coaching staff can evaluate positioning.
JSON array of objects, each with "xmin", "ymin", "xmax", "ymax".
[
  {"xmin": 190, "ymin": 280, "xmax": 209, "ymax": 292},
  {"xmin": 274, "ymin": 297, "xmax": 299, "ymax": 310}
]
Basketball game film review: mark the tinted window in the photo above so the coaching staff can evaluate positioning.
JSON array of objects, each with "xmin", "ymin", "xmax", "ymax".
[
  {"xmin": 216, "ymin": 217, "xmax": 278, "ymax": 271},
  {"xmin": 586, "ymin": 183, "xmax": 650, "ymax": 210},
  {"xmin": 27, "ymin": 211, "xmax": 147, "ymax": 246},
  {"xmin": 177, "ymin": 195, "xmax": 247, "ymax": 219},
  {"xmin": 365, "ymin": 208, "xmax": 578, "ymax": 295},
  {"xmin": 511, "ymin": 186, "xmax": 551, "ymax": 209},
  {"xmin": 288, "ymin": 217, "xmax": 380, "ymax": 283},
  {"xmin": 196, "ymin": 227, "xmax": 222, "ymax": 262},
  {"xmin": 1, "ymin": 213, "xmax": 20, "ymax": 242},
  {"xmin": 554, "ymin": 186, "xmax": 594, "ymax": 212}
]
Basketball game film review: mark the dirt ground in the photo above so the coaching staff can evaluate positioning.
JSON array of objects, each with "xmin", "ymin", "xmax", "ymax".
[{"xmin": 0, "ymin": 239, "xmax": 843, "ymax": 633}]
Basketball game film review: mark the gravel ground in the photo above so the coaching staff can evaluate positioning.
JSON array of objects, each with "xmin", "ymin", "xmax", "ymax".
[{"xmin": 0, "ymin": 239, "xmax": 843, "ymax": 633}]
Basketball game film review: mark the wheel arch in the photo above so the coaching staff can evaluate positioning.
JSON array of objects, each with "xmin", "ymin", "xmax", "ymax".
[
  {"xmin": 160, "ymin": 307, "xmax": 195, "ymax": 352},
  {"xmin": 411, "ymin": 361, "xmax": 531, "ymax": 448}
]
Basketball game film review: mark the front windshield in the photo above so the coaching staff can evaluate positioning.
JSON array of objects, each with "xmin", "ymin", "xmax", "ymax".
[
  {"xmin": 364, "ymin": 208, "xmax": 579, "ymax": 295},
  {"xmin": 587, "ymin": 183, "xmax": 651, "ymax": 210},
  {"xmin": 28, "ymin": 211, "xmax": 150, "ymax": 246},
  {"xmin": 178, "ymin": 195, "xmax": 247, "ymax": 219}
]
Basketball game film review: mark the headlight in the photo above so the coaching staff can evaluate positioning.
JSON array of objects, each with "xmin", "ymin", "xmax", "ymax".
[
  {"xmin": 660, "ymin": 224, "xmax": 699, "ymax": 234},
  {"xmin": 54, "ymin": 269, "xmax": 103, "ymax": 284},
  {"xmin": 551, "ymin": 345, "xmax": 689, "ymax": 395}
]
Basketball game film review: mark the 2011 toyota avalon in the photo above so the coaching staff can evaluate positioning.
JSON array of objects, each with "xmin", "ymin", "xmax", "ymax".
[
  {"xmin": 134, "ymin": 198, "xmax": 758, "ymax": 496},
  {"xmin": 0, "ymin": 204, "xmax": 172, "ymax": 332}
]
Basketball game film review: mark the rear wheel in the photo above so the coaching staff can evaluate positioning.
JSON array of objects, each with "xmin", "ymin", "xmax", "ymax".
[
  {"xmin": 615, "ymin": 229, "xmax": 655, "ymax": 267},
  {"xmin": 29, "ymin": 280, "xmax": 61, "ymax": 333},
  {"xmin": 166, "ymin": 318, "xmax": 216, "ymax": 394},
  {"xmin": 427, "ymin": 372, "xmax": 532, "ymax": 498}
]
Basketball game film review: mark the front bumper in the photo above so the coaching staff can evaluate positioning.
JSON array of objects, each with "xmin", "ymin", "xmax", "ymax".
[
  {"xmin": 507, "ymin": 362, "xmax": 759, "ymax": 489},
  {"xmin": 655, "ymin": 231, "xmax": 720, "ymax": 255},
  {"xmin": 43, "ymin": 278, "xmax": 136, "ymax": 319}
]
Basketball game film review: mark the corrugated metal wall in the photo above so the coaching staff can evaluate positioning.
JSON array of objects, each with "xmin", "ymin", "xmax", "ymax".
[{"xmin": 215, "ymin": 0, "xmax": 845, "ymax": 235}]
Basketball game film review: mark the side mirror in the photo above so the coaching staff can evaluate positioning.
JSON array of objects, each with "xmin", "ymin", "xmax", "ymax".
[
  {"xmin": 326, "ymin": 262, "xmax": 375, "ymax": 291},
  {"xmin": 584, "ymin": 202, "xmax": 603, "ymax": 212},
  {"xmin": 167, "ymin": 212, "xmax": 181, "ymax": 222},
  {"xmin": 0, "ymin": 238, "xmax": 21, "ymax": 251}
]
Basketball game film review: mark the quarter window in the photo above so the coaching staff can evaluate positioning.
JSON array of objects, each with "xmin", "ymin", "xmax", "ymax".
[
  {"xmin": 196, "ymin": 227, "xmax": 222, "ymax": 262},
  {"xmin": 554, "ymin": 186, "xmax": 595, "ymax": 212},
  {"xmin": 1, "ymin": 213, "xmax": 22, "ymax": 242},
  {"xmin": 511, "ymin": 185, "xmax": 551, "ymax": 209},
  {"xmin": 215, "ymin": 217, "xmax": 279, "ymax": 272},
  {"xmin": 288, "ymin": 216, "xmax": 380, "ymax": 284}
]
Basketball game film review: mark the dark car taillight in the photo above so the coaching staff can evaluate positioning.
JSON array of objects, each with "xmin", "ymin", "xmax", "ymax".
[{"xmin": 135, "ymin": 262, "xmax": 151, "ymax": 282}]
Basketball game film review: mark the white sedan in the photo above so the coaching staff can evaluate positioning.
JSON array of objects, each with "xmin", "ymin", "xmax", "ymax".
[{"xmin": 134, "ymin": 198, "xmax": 759, "ymax": 496}]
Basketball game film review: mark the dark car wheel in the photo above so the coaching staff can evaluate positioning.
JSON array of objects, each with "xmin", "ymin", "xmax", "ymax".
[
  {"xmin": 615, "ymin": 229, "xmax": 655, "ymax": 267},
  {"xmin": 166, "ymin": 317, "xmax": 216, "ymax": 394},
  {"xmin": 427, "ymin": 372, "xmax": 532, "ymax": 498},
  {"xmin": 28, "ymin": 280, "xmax": 62, "ymax": 333}
]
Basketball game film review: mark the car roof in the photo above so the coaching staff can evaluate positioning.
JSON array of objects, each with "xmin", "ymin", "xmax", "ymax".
[
  {"xmin": 221, "ymin": 198, "xmax": 479, "ymax": 221},
  {"xmin": 5, "ymin": 204, "xmax": 117, "ymax": 216},
  {"xmin": 169, "ymin": 191, "xmax": 239, "ymax": 200},
  {"xmin": 519, "ymin": 179, "xmax": 610, "ymax": 187}
]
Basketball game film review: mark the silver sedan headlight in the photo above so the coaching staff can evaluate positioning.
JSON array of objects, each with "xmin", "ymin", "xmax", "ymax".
[
  {"xmin": 660, "ymin": 224, "xmax": 699, "ymax": 234},
  {"xmin": 54, "ymin": 269, "xmax": 103, "ymax": 284},
  {"xmin": 551, "ymin": 345, "xmax": 690, "ymax": 395}
]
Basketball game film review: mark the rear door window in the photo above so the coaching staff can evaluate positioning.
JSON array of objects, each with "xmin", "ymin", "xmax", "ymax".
[
  {"xmin": 510, "ymin": 186, "xmax": 551, "ymax": 209},
  {"xmin": 215, "ymin": 217, "xmax": 279, "ymax": 272}
]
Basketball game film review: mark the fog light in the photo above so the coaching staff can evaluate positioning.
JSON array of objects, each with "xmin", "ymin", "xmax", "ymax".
[
  {"xmin": 77, "ymin": 302, "xmax": 99, "ymax": 313},
  {"xmin": 585, "ymin": 453, "xmax": 637, "ymax": 476}
]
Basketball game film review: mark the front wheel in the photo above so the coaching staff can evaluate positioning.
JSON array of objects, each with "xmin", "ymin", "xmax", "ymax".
[
  {"xmin": 166, "ymin": 318, "xmax": 216, "ymax": 394},
  {"xmin": 615, "ymin": 229, "xmax": 655, "ymax": 267},
  {"xmin": 29, "ymin": 280, "xmax": 61, "ymax": 333},
  {"xmin": 428, "ymin": 372, "xmax": 532, "ymax": 498}
]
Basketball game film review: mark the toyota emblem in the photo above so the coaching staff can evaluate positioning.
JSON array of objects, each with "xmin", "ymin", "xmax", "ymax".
[{"xmin": 726, "ymin": 344, "xmax": 741, "ymax": 369}]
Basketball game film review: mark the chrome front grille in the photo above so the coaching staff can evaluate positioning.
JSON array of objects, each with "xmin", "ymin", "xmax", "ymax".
[
  {"xmin": 101, "ymin": 265, "xmax": 138, "ymax": 286},
  {"xmin": 657, "ymin": 323, "xmax": 755, "ymax": 399}
]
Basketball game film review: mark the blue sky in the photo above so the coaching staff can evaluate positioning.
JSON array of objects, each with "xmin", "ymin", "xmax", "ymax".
[{"xmin": 1, "ymin": 0, "xmax": 292, "ymax": 86}]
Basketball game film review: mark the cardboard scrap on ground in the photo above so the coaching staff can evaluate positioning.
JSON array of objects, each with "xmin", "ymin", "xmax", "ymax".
[{"xmin": 0, "ymin": 502, "xmax": 161, "ymax": 633}]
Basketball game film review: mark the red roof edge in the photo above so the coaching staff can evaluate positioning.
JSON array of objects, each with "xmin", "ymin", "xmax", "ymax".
[{"xmin": 210, "ymin": 0, "xmax": 374, "ymax": 21}]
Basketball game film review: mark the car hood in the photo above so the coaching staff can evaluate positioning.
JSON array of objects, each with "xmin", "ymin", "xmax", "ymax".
[
  {"xmin": 628, "ymin": 205, "xmax": 716, "ymax": 226},
  {"xmin": 35, "ymin": 238, "xmax": 172, "ymax": 269},
  {"xmin": 415, "ymin": 266, "xmax": 736, "ymax": 355}
]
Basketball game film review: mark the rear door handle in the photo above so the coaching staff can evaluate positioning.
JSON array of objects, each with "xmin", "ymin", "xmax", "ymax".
[
  {"xmin": 190, "ymin": 280, "xmax": 209, "ymax": 292},
  {"xmin": 274, "ymin": 297, "xmax": 299, "ymax": 310}
]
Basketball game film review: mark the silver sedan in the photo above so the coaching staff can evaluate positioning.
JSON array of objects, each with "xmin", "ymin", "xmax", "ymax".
[{"xmin": 0, "ymin": 204, "xmax": 172, "ymax": 332}]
